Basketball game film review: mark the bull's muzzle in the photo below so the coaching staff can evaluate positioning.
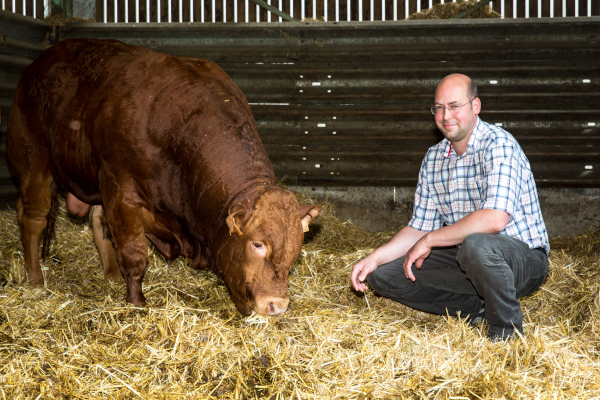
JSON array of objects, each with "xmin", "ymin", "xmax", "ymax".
[{"xmin": 254, "ymin": 296, "xmax": 289, "ymax": 316}]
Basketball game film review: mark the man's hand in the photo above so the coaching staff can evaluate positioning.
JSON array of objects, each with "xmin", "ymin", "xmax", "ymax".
[
  {"xmin": 349, "ymin": 226, "xmax": 429, "ymax": 292},
  {"xmin": 403, "ymin": 236, "xmax": 432, "ymax": 282},
  {"xmin": 350, "ymin": 255, "xmax": 378, "ymax": 292}
]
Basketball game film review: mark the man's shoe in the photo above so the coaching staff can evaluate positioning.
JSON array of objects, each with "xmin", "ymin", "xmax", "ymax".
[
  {"xmin": 488, "ymin": 327, "xmax": 520, "ymax": 342},
  {"xmin": 467, "ymin": 301, "xmax": 486, "ymax": 326}
]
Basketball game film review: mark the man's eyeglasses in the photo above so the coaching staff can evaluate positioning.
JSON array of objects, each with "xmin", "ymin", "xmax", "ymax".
[{"xmin": 431, "ymin": 98, "xmax": 475, "ymax": 115}]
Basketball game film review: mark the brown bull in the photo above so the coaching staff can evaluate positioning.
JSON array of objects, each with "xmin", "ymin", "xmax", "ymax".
[{"xmin": 7, "ymin": 38, "xmax": 319, "ymax": 316}]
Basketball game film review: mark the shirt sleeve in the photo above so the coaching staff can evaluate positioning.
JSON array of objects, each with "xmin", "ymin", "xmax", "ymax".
[
  {"xmin": 481, "ymin": 139, "xmax": 523, "ymax": 216},
  {"xmin": 408, "ymin": 156, "xmax": 443, "ymax": 232}
]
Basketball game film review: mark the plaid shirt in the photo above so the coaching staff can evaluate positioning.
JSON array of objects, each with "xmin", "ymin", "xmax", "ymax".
[{"xmin": 408, "ymin": 118, "xmax": 550, "ymax": 254}]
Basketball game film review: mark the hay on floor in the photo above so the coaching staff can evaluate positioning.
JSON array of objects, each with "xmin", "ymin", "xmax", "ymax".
[
  {"xmin": 407, "ymin": 0, "xmax": 500, "ymax": 20},
  {"xmin": 0, "ymin": 192, "xmax": 599, "ymax": 398}
]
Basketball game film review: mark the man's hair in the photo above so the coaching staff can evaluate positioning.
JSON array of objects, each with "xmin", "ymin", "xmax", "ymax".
[{"xmin": 467, "ymin": 78, "xmax": 478, "ymax": 100}]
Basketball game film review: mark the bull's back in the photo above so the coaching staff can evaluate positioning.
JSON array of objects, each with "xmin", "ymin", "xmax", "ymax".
[{"xmin": 9, "ymin": 39, "xmax": 274, "ymax": 215}]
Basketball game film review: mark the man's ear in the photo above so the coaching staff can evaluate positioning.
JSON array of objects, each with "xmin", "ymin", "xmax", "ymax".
[
  {"xmin": 226, "ymin": 203, "xmax": 251, "ymax": 236},
  {"xmin": 473, "ymin": 97, "xmax": 481, "ymax": 115},
  {"xmin": 298, "ymin": 205, "xmax": 321, "ymax": 232}
]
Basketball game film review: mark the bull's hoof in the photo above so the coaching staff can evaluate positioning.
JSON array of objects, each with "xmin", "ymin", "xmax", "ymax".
[
  {"xmin": 126, "ymin": 294, "xmax": 146, "ymax": 307},
  {"xmin": 27, "ymin": 276, "xmax": 44, "ymax": 286}
]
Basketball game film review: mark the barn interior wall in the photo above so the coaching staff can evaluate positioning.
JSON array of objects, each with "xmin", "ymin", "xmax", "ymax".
[{"xmin": 0, "ymin": 15, "xmax": 598, "ymax": 238}]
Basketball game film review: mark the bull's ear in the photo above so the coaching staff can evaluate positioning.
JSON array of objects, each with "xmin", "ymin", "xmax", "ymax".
[
  {"xmin": 226, "ymin": 204, "xmax": 250, "ymax": 236},
  {"xmin": 298, "ymin": 205, "xmax": 321, "ymax": 232}
]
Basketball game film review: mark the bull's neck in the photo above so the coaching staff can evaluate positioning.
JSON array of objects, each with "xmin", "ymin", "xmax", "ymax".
[{"xmin": 190, "ymin": 176, "xmax": 275, "ymax": 246}]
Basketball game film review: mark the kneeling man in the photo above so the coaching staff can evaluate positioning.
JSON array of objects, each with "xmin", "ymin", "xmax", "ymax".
[{"xmin": 350, "ymin": 74, "xmax": 549, "ymax": 341}]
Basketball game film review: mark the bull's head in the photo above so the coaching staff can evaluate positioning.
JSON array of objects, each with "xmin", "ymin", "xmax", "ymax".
[{"xmin": 218, "ymin": 188, "xmax": 319, "ymax": 316}]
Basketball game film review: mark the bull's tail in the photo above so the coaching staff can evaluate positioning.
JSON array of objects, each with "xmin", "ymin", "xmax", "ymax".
[{"xmin": 41, "ymin": 179, "xmax": 58, "ymax": 260}]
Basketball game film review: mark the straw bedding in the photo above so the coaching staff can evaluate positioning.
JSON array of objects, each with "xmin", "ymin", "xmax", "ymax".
[
  {"xmin": 407, "ymin": 0, "xmax": 500, "ymax": 20},
  {"xmin": 0, "ymin": 192, "xmax": 599, "ymax": 399}
]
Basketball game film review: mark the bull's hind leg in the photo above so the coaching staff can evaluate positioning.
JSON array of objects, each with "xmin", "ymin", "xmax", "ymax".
[
  {"xmin": 99, "ymin": 176, "xmax": 149, "ymax": 306},
  {"xmin": 14, "ymin": 167, "xmax": 55, "ymax": 286},
  {"xmin": 89, "ymin": 205, "xmax": 121, "ymax": 282}
]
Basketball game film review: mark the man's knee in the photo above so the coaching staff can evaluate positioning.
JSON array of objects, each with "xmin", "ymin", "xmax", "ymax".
[
  {"xmin": 366, "ymin": 260, "xmax": 406, "ymax": 295},
  {"xmin": 457, "ymin": 233, "xmax": 494, "ymax": 272},
  {"xmin": 366, "ymin": 265, "xmax": 387, "ymax": 293}
]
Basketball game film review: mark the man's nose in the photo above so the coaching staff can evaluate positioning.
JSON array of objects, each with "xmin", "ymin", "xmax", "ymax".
[{"xmin": 442, "ymin": 106, "xmax": 453, "ymax": 120}]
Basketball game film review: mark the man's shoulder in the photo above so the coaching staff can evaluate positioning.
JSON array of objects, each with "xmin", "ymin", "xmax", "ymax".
[{"xmin": 476, "ymin": 119, "xmax": 521, "ymax": 151}]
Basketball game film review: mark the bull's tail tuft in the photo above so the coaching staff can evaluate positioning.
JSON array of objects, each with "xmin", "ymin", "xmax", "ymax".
[{"xmin": 41, "ymin": 179, "xmax": 58, "ymax": 260}]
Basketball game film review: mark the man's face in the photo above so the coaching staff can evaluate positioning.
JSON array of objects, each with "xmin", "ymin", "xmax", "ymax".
[{"xmin": 434, "ymin": 80, "xmax": 480, "ymax": 145}]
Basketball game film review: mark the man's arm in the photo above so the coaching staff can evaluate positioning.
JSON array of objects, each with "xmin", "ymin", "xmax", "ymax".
[
  {"xmin": 350, "ymin": 225, "xmax": 428, "ymax": 292},
  {"xmin": 402, "ymin": 209, "xmax": 509, "ymax": 281}
]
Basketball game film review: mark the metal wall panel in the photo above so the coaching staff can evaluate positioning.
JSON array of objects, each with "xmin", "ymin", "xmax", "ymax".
[
  {"xmin": 12, "ymin": 17, "xmax": 600, "ymax": 189},
  {"xmin": 0, "ymin": 11, "xmax": 51, "ymax": 207}
]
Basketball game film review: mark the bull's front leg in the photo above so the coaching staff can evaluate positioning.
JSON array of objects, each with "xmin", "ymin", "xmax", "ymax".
[{"xmin": 99, "ymin": 176, "xmax": 149, "ymax": 306}]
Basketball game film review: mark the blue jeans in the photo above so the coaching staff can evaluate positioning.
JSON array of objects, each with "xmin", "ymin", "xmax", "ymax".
[{"xmin": 367, "ymin": 233, "xmax": 548, "ymax": 339}]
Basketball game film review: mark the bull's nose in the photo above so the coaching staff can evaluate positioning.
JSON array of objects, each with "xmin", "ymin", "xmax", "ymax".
[{"xmin": 255, "ymin": 296, "xmax": 289, "ymax": 316}]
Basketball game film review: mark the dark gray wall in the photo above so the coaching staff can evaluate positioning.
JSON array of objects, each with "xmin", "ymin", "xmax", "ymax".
[
  {"xmin": 0, "ymin": 16, "xmax": 598, "ymax": 236},
  {"xmin": 61, "ymin": 18, "xmax": 600, "ymax": 189}
]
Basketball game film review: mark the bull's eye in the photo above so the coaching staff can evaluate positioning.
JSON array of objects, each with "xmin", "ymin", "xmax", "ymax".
[{"xmin": 250, "ymin": 241, "xmax": 267, "ymax": 257}]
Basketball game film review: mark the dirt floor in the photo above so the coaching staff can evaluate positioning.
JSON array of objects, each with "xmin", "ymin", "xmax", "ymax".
[{"xmin": 0, "ymin": 192, "xmax": 598, "ymax": 398}]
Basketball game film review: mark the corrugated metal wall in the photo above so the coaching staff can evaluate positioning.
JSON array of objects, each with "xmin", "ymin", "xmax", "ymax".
[
  {"xmin": 0, "ymin": 11, "xmax": 52, "ymax": 207},
  {"xmin": 0, "ymin": 16, "xmax": 597, "ymax": 209},
  {"xmin": 60, "ymin": 18, "xmax": 600, "ymax": 188}
]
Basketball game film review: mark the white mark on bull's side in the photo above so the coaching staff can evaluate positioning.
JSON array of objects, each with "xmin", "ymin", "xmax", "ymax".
[
  {"xmin": 315, "ymin": 164, "xmax": 321, "ymax": 168},
  {"xmin": 312, "ymin": 82, "xmax": 321, "ymax": 86},
  {"xmin": 327, "ymin": 90, "xmax": 332, "ymax": 93},
  {"xmin": 582, "ymin": 79, "xmax": 591, "ymax": 83},
  {"xmin": 490, "ymin": 80, "xmax": 498, "ymax": 84},
  {"xmin": 588, "ymin": 122, "xmax": 597, "ymax": 126},
  {"xmin": 332, "ymin": 132, "xmax": 337, "ymax": 135},
  {"xmin": 299, "ymin": 90, "xmax": 304, "ymax": 92},
  {"xmin": 333, "ymin": 116, "xmax": 337, "ymax": 119},
  {"xmin": 330, "ymin": 172, "xmax": 334, "ymax": 174},
  {"xmin": 305, "ymin": 131, "xmax": 309, "ymax": 134},
  {"xmin": 331, "ymin": 158, "xmax": 334, "ymax": 160},
  {"xmin": 318, "ymin": 123, "xmax": 326, "ymax": 127},
  {"xmin": 303, "ymin": 171, "xmax": 306, "ymax": 174},
  {"xmin": 585, "ymin": 165, "xmax": 593, "ymax": 170},
  {"xmin": 302, "ymin": 157, "xmax": 306, "ymax": 160},
  {"xmin": 299, "ymin": 75, "xmax": 303, "ymax": 78},
  {"xmin": 328, "ymin": 75, "xmax": 332, "ymax": 78},
  {"xmin": 305, "ymin": 116, "xmax": 309, "ymax": 119},
  {"xmin": 69, "ymin": 120, "xmax": 82, "ymax": 130},
  {"xmin": 495, "ymin": 123, "xmax": 503, "ymax": 127},
  {"xmin": 303, "ymin": 146, "xmax": 306, "ymax": 149}
]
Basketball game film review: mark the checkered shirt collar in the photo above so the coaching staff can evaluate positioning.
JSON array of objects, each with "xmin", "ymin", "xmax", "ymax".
[{"xmin": 441, "ymin": 117, "xmax": 483, "ymax": 158}]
